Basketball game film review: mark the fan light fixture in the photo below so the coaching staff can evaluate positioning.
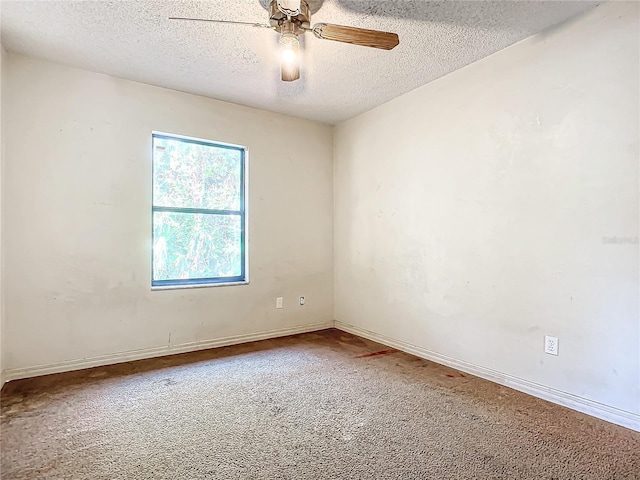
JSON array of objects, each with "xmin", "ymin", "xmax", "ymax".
[
  {"xmin": 278, "ymin": 21, "xmax": 300, "ymax": 82},
  {"xmin": 280, "ymin": 32, "xmax": 299, "ymax": 64}
]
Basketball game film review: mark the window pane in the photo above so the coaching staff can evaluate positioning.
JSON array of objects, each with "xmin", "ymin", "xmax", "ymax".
[
  {"xmin": 153, "ymin": 136, "xmax": 242, "ymax": 211},
  {"xmin": 153, "ymin": 212, "xmax": 242, "ymax": 281}
]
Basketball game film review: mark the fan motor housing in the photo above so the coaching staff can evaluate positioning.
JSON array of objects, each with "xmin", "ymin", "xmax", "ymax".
[{"xmin": 269, "ymin": 0, "xmax": 311, "ymax": 29}]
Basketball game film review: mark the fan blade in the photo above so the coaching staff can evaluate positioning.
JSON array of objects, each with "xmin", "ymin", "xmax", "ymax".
[
  {"xmin": 168, "ymin": 17, "xmax": 273, "ymax": 28},
  {"xmin": 312, "ymin": 23, "xmax": 399, "ymax": 50},
  {"xmin": 281, "ymin": 60, "xmax": 300, "ymax": 82}
]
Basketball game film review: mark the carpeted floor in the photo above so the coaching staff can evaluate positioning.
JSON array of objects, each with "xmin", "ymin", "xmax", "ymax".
[{"xmin": 1, "ymin": 329, "xmax": 639, "ymax": 479}]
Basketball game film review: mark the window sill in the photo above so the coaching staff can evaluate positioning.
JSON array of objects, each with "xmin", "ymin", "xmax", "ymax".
[{"xmin": 151, "ymin": 280, "xmax": 249, "ymax": 291}]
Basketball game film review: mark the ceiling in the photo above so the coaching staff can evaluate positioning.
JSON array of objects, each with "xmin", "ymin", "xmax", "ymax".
[{"xmin": 1, "ymin": 0, "xmax": 600, "ymax": 124}]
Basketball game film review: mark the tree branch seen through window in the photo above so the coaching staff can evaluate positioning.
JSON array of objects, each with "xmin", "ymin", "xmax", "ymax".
[{"xmin": 152, "ymin": 133, "xmax": 246, "ymax": 286}]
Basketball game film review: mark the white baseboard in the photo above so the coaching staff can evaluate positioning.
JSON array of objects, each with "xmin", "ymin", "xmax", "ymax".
[
  {"xmin": 3, "ymin": 321, "xmax": 333, "ymax": 383},
  {"xmin": 334, "ymin": 320, "xmax": 640, "ymax": 432},
  {"xmin": 6, "ymin": 320, "xmax": 638, "ymax": 432}
]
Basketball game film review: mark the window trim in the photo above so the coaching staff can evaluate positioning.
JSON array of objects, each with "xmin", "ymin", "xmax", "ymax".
[{"xmin": 151, "ymin": 131, "xmax": 249, "ymax": 289}]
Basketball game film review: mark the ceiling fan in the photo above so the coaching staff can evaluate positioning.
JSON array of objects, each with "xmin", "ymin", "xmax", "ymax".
[{"xmin": 169, "ymin": 0, "xmax": 399, "ymax": 82}]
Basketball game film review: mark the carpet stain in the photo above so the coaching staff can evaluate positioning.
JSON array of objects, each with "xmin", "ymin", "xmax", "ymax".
[
  {"xmin": 2, "ymin": 329, "xmax": 639, "ymax": 480},
  {"xmin": 355, "ymin": 349, "xmax": 398, "ymax": 358}
]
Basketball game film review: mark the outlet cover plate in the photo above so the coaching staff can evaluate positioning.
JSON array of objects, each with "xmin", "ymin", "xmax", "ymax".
[{"xmin": 544, "ymin": 335, "xmax": 559, "ymax": 356}]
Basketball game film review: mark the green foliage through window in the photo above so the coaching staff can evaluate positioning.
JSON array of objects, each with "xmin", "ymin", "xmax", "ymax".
[{"xmin": 152, "ymin": 133, "xmax": 246, "ymax": 286}]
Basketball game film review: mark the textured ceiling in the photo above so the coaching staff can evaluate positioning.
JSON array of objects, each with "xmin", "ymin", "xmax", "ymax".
[{"xmin": 1, "ymin": 0, "xmax": 600, "ymax": 124}]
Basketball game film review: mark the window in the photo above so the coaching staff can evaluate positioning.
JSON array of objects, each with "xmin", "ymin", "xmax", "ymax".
[{"xmin": 152, "ymin": 132, "xmax": 247, "ymax": 287}]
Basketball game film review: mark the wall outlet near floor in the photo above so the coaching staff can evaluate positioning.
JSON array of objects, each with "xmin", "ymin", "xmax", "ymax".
[
  {"xmin": 276, "ymin": 297, "xmax": 283, "ymax": 309},
  {"xmin": 299, "ymin": 296, "xmax": 305, "ymax": 306},
  {"xmin": 544, "ymin": 335, "xmax": 559, "ymax": 356}
]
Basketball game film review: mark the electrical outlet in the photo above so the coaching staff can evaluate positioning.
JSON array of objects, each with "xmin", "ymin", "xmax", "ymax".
[
  {"xmin": 544, "ymin": 335, "xmax": 559, "ymax": 356},
  {"xmin": 276, "ymin": 297, "xmax": 283, "ymax": 309},
  {"xmin": 299, "ymin": 296, "xmax": 305, "ymax": 305}
]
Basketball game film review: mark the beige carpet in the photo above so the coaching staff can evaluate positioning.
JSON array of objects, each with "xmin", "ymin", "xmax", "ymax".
[{"xmin": 1, "ymin": 329, "xmax": 638, "ymax": 479}]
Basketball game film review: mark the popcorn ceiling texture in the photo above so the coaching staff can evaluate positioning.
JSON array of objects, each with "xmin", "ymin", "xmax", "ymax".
[{"xmin": 0, "ymin": 0, "xmax": 600, "ymax": 124}]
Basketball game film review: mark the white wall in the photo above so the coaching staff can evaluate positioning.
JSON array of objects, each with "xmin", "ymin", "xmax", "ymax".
[
  {"xmin": 3, "ymin": 54, "xmax": 333, "ymax": 373},
  {"xmin": 334, "ymin": 1, "xmax": 639, "ymax": 421}
]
